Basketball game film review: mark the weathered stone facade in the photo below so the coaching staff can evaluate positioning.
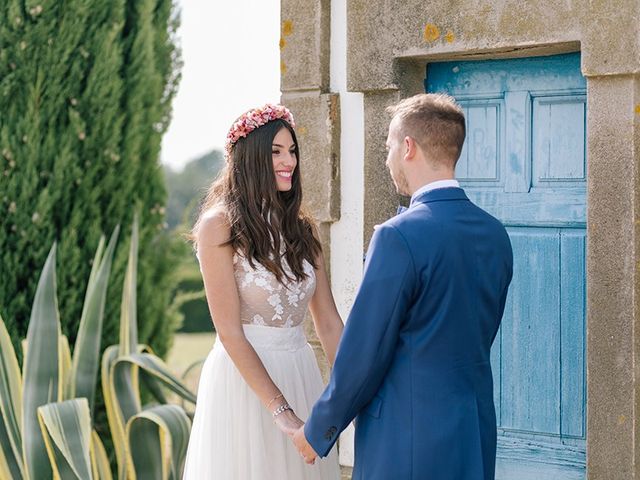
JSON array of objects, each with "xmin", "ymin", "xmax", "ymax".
[
  {"xmin": 279, "ymin": 1, "xmax": 340, "ymax": 382},
  {"xmin": 280, "ymin": 0, "xmax": 640, "ymax": 477}
]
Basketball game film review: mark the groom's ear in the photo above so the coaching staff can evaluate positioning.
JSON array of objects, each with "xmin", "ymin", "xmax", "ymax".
[{"xmin": 403, "ymin": 136, "xmax": 418, "ymax": 161}]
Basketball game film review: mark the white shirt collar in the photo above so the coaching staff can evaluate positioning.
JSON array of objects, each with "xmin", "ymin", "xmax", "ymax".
[{"xmin": 410, "ymin": 179, "xmax": 460, "ymax": 206}]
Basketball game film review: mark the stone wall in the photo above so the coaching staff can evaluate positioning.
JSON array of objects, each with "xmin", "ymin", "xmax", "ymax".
[{"xmin": 280, "ymin": 0, "xmax": 640, "ymax": 477}]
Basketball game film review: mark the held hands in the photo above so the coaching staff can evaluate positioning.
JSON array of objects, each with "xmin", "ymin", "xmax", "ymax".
[
  {"xmin": 270, "ymin": 398, "xmax": 318, "ymax": 465},
  {"xmin": 269, "ymin": 393, "xmax": 303, "ymax": 437},
  {"xmin": 273, "ymin": 407, "xmax": 304, "ymax": 437},
  {"xmin": 274, "ymin": 413, "xmax": 319, "ymax": 465},
  {"xmin": 293, "ymin": 426, "xmax": 318, "ymax": 465},
  {"xmin": 267, "ymin": 393, "xmax": 318, "ymax": 465}
]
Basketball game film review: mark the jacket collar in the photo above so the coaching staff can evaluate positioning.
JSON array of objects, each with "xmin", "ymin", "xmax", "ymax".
[{"xmin": 410, "ymin": 187, "xmax": 468, "ymax": 207}]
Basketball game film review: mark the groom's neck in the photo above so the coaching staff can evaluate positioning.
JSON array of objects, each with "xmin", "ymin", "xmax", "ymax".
[{"xmin": 407, "ymin": 170, "xmax": 455, "ymax": 196}]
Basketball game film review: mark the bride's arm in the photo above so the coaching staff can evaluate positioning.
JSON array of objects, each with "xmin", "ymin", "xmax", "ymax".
[
  {"xmin": 308, "ymin": 251, "xmax": 344, "ymax": 366},
  {"xmin": 197, "ymin": 209, "xmax": 302, "ymax": 433}
]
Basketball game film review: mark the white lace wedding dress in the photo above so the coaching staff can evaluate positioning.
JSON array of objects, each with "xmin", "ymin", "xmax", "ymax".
[{"xmin": 182, "ymin": 252, "xmax": 341, "ymax": 479}]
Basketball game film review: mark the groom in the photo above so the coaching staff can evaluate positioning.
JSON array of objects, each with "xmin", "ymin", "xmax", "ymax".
[{"xmin": 293, "ymin": 93, "xmax": 513, "ymax": 479}]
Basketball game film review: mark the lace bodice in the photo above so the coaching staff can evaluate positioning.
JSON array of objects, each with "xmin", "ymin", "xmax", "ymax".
[{"xmin": 232, "ymin": 253, "xmax": 316, "ymax": 328}]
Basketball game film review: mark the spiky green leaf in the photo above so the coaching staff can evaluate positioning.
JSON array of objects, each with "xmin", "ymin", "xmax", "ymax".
[
  {"xmin": 37, "ymin": 398, "xmax": 93, "ymax": 480},
  {"xmin": 22, "ymin": 244, "xmax": 60, "ymax": 480},
  {"xmin": 127, "ymin": 405, "xmax": 191, "ymax": 480},
  {"xmin": 0, "ymin": 314, "xmax": 24, "ymax": 479},
  {"xmin": 90, "ymin": 430, "xmax": 112, "ymax": 480},
  {"xmin": 59, "ymin": 336, "xmax": 72, "ymax": 401},
  {"xmin": 117, "ymin": 354, "xmax": 196, "ymax": 405},
  {"xmin": 71, "ymin": 226, "xmax": 120, "ymax": 413},
  {"xmin": 101, "ymin": 345, "xmax": 132, "ymax": 480},
  {"xmin": 119, "ymin": 215, "xmax": 138, "ymax": 356}
]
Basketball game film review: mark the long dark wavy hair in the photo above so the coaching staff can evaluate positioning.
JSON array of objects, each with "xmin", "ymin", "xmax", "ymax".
[{"xmin": 192, "ymin": 118, "xmax": 321, "ymax": 283}]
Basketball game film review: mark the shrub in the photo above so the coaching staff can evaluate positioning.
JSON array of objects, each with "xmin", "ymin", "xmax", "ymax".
[{"xmin": 0, "ymin": 218, "xmax": 195, "ymax": 480}]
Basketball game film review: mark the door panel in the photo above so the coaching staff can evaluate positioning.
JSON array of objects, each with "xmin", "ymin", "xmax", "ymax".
[
  {"xmin": 502, "ymin": 228, "xmax": 561, "ymax": 435},
  {"xmin": 532, "ymin": 96, "xmax": 586, "ymax": 183},
  {"xmin": 426, "ymin": 53, "xmax": 586, "ymax": 478},
  {"xmin": 458, "ymin": 100, "xmax": 501, "ymax": 181},
  {"xmin": 560, "ymin": 231, "xmax": 586, "ymax": 439}
]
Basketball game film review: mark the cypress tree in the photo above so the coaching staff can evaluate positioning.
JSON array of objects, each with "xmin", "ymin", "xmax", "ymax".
[
  {"xmin": 1, "ymin": 1, "xmax": 183, "ymax": 469},
  {"xmin": 0, "ymin": 0, "xmax": 182, "ymax": 367}
]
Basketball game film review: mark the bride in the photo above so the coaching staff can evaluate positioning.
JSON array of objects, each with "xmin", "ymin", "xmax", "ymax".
[{"xmin": 182, "ymin": 104, "xmax": 342, "ymax": 479}]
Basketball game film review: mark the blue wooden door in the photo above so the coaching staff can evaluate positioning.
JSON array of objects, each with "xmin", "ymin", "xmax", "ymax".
[{"xmin": 426, "ymin": 53, "xmax": 586, "ymax": 479}]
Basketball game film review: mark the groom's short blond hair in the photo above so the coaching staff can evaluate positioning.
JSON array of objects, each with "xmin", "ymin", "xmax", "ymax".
[{"xmin": 386, "ymin": 93, "xmax": 466, "ymax": 167}]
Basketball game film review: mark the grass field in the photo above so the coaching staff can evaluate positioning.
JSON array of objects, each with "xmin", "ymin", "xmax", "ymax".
[{"xmin": 166, "ymin": 332, "xmax": 216, "ymax": 394}]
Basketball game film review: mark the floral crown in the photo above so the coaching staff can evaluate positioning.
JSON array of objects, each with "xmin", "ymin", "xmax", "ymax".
[{"xmin": 224, "ymin": 103, "xmax": 295, "ymax": 159}]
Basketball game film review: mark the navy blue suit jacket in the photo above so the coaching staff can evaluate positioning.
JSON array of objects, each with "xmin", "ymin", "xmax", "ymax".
[{"xmin": 305, "ymin": 187, "xmax": 513, "ymax": 479}]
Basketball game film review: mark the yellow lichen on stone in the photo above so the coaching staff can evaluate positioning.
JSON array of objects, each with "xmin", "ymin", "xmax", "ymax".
[
  {"xmin": 279, "ymin": 37, "xmax": 286, "ymax": 50},
  {"xmin": 280, "ymin": 60, "xmax": 287, "ymax": 74},
  {"xmin": 282, "ymin": 19, "xmax": 294, "ymax": 37},
  {"xmin": 635, "ymin": 104, "xmax": 640, "ymax": 114},
  {"xmin": 423, "ymin": 23, "xmax": 441, "ymax": 42},
  {"xmin": 445, "ymin": 30, "xmax": 455, "ymax": 43}
]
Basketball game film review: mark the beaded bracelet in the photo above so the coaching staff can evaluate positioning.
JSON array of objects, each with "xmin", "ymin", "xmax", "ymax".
[{"xmin": 272, "ymin": 403, "xmax": 293, "ymax": 418}]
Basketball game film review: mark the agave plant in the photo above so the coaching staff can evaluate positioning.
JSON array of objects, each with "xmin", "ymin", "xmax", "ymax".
[{"xmin": 0, "ymin": 217, "xmax": 196, "ymax": 480}]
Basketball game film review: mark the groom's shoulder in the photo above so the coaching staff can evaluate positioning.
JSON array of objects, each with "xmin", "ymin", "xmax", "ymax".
[
  {"xmin": 370, "ymin": 215, "xmax": 411, "ymax": 243},
  {"xmin": 385, "ymin": 206, "xmax": 438, "ymax": 231},
  {"xmin": 374, "ymin": 212, "xmax": 428, "ymax": 246},
  {"xmin": 467, "ymin": 201, "xmax": 510, "ymax": 235}
]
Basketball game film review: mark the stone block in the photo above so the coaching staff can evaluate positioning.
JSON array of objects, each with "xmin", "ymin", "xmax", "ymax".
[
  {"xmin": 346, "ymin": 0, "xmax": 640, "ymax": 91},
  {"xmin": 362, "ymin": 91, "xmax": 405, "ymax": 245},
  {"xmin": 581, "ymin": 0, "xmax": 640, "ymax": 76},
  {"xmin": 586, "ymin": 74, "xmax": 640, "ymax": 479},
  {"xmin": 281, "ymin": 92, "xmax": 341, "ymax": 224},
  {"xmin": 281, "ymin": 0, "xmax": 330, "ymax": 91}
]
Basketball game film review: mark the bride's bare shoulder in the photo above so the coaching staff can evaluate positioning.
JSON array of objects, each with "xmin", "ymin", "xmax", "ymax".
[{"xmin": 197, "ymin": 205, "xmax": 231, "ymax": 246}]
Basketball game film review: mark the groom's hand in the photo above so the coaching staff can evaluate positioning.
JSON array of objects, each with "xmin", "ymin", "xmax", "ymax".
[{"xmin": 293, "ymin": 427, "xmax": 318, "ymax": 465}]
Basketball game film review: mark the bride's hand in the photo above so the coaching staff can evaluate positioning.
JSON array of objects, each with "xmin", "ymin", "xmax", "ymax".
[{"xmin": 274, "ymin": 409, "xmax": 304, "ymax": 437}]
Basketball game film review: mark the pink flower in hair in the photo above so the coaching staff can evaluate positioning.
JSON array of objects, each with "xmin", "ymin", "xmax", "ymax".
[{"xmin": 224, "ymin": 103, "xmax": 295, "ymax": 159}]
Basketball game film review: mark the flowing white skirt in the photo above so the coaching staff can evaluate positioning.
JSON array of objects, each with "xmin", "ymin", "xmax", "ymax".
[{"xmin": 182, "ymin": 324, "xmax": 340, "ymax": 480}]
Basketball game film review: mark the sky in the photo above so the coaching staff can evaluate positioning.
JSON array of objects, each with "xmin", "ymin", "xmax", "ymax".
[{"xmin": 161, "ymin": 0, "xmax": 281, "ymax": 171}]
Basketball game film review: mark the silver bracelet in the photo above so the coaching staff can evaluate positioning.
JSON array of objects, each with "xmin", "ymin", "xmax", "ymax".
[{"xmin": 272, "ymin": 403, "xmax": 293, "ymax": 418}]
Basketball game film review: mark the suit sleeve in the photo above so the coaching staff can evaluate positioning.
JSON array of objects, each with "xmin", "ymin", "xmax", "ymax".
[
  {"xmin": 304, "ymin": 223, "xmax": 416, "ymax": 456},
  {"xmin": 497, "ymin": 267, "xmax": 513, "ymax": 320},
  {"xmin": 492, "ymin": 238, "xmax": 513, "ymax": 344}
]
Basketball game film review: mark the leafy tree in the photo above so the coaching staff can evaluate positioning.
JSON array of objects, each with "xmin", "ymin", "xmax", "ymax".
[
  {"xmin": 163, "ymin": 149, "xmax": 224, "ymax": 230},
  {"xmin": 163, "ymin": 149, "xmax": 224, "ymax": 332},
  {"xmin": 0, "ymin": 0, "xmax": 185, "ymax": 466},
  {"xmin": 0, "ymin": 0, "xmax": 182, "ymax": 356}
]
